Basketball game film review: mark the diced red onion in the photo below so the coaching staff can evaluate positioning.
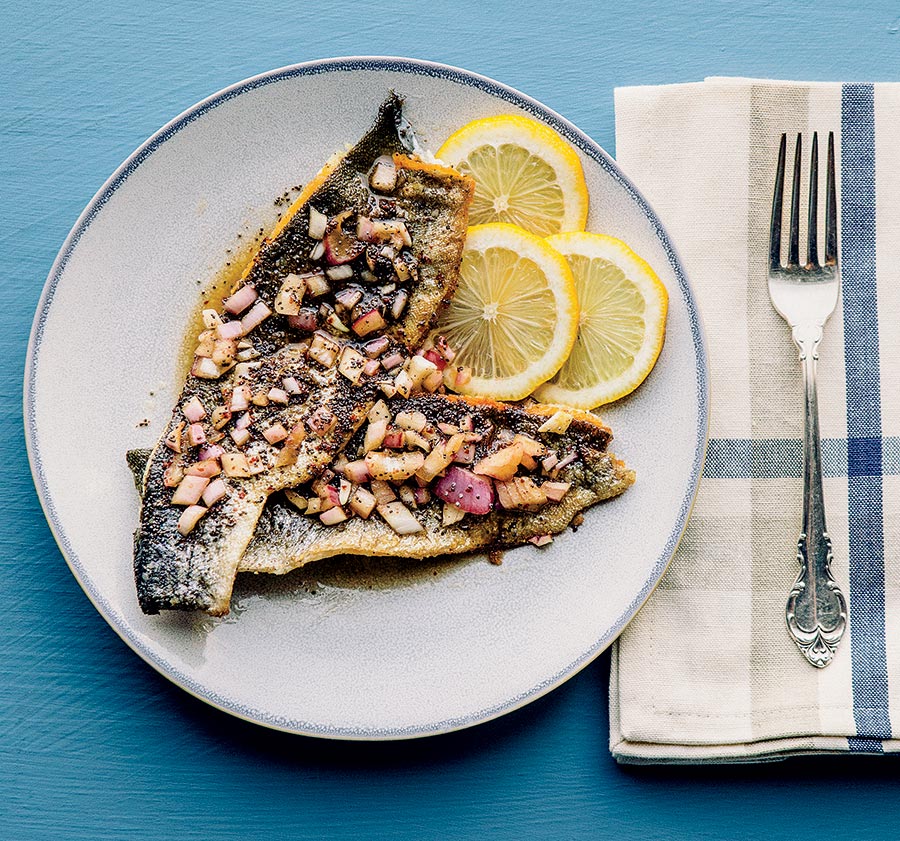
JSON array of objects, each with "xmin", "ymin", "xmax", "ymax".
[
  {"xmin": 182, "ymin": 396, "xmax": 206, "ymax": 423},
  {"xmin": 381, "ymin": 351, "xmax": 404, "ymax": 371},
  {"xmin": 171, "ymin": 474, "xmax": 209, "ymax": 506},
  {"xmin": 267, "ymin": 387, "xmax": 289, "ymax": 405},
  {"xmin": 382, "ymin": 429, "xmax": 404, "ymax": 449},
  {"xmin": 391, "ymin": 290, "xmax": 409, "ymax": 321},
  {"xmin": 191, "ymin": 356, "xmax": 222, "ymax": 379},
  {"xmin": 230, "ymin": 385, "xmax": 250, "ymax": 413},
  {"xmin": 288, "ymin": 309, "xmax": 319, "ymax": 332},
  {"xmin": 217, "ymin": 320, "xmax": 244, "ymax": 340},
  {"xmin": 198, "ymin": 444, "xmax": 224, "ymax": 461},
  {"xmin": 201, "ymin": 478, "xmax": 227, "ymax": 507},
  {"xmin": 230, "ymin": 427, "xmax": 251, "ymax": 447},
  {"xmin": 423, "ymin": 350, "xmax": 447, "ymax": 371},
  {"xmin": 235, "ymin": 412, "xmax": 252, "ymax": 430},
  {"xmin": 308, "ymin": 207, "xmax": 327, "ymax": 240},
  {"xmin": 352, "ymin": 308, "xmax": 387, "ymax": 337},
  {"xmin": 362, "ymin": 359, "xmax": 381, "ymax": 376},
  {"xmin": 454, "ymin": 443, "xmax": 476, "ymax": 464},
  {"xmin": 223, "ymin": 285, "xmax": 258, "ymax": 315},
  {"xmin": 282, "ymin": 376, "xmax": 301, "ymax": 395},
  {"xmin": 320, "ymin": 506, "xmax": 348, "ymax": 526},
  {"xmin": 376, "ymin": 501, "xmax": 423, "ymax": 535},
  {"xmin": 240, "ymin": 300, "xmax": 272, "ymax": 334},
  {"xmin": 363, "ymin": 336, "xmax": 390, "ymax": 358},
  {"xmin": 343, "ymin": 459, "xmax": 370, "ymax": 484},
  {"xmin": 177, "ymin": 505, "xmax": 207, "ymax": 536},
  {"xmin": 184, "ymin": 459, "xmax": 221, "ymax": 478},
  {"xmin": 187, "ymin": 423, "xmax": 206, "ymax": 446},
  {"xmin": 335, "ymin": 287, "xmax": 363, "ymax": 310},
  {"xmin": 555, "ymin": 452, "xmax": 577, "ymax": 472},
  {"xmin": 433, "ymin": 466, "xmax": 494, "ymax": 515},
  {"xmin": 542, "ymin": 481, "xmax": 571, "ymax": 502},
  {"xmin": 263, "ymin": 423, "xmax": 288, "ymax": 444}
]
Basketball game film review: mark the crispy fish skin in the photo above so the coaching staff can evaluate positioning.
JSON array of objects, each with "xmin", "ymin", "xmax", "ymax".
[
  {"xmin": 239, "ymin": 395, "xmax": 635, "ymax": 575},
  {"xmin": 134, "ymin": 96, "xmax": 474, "ymax": 615}
]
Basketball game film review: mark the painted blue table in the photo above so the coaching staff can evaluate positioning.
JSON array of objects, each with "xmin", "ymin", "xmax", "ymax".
[{"xmin": 6, "ymin": 2, "xmax": 900, "ymax": 838}]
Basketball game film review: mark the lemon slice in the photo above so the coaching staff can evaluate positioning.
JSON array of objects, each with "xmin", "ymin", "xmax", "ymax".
[
  {"xmin": 436, "ymin": 223, "xmax": 579, "ymax": 401},
  {"xmin": 535, "ymin": 232, "xmax": 668, "ymax": 409},
  {"xmin": 437, "ymin": 115, "xmax": 588, "ymax": 237}
]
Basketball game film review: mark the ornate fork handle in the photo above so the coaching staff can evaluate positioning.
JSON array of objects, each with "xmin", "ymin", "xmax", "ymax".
[{"xmin": 785, "ymin": 325, "xmax": 847, "ymax": 667}]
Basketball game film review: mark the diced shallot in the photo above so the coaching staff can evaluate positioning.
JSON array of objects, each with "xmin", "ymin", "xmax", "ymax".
[
  {"xmin": 187, "ymin": 423, "xmax": 207, "ymax": 447},
  {"xmin": 417, "ymin": 433, "xmax": 466, "ymax": 483},
  {"xmin": 343, "ymin": 459, "xmax": 370, "ymax": 484},
  {"xmin": 338, "ymin": 346, "xmax": 367, "ymax": 384},
  {"xmin": 240, "ymin": 300, "xmax": 272, "ymax": 334},
  {"xmin": 442, "ymin": 502, "xmax": 466, "ymax": 527},
  {"xmin": 395, "ymin": 411, "xmax": 427, "ymax": 432},
  {"xmin": 423, "ymin": 349, "xmax": 447, "ymax": 370},
  {"xmin": 393, "ymin": 369, "xmax": 414, "ymax": 398},
  {"xmin": 307, "ymin": 406, "xmax": 336, "ymax": 437},
  {"xmin": 217, "ymin": 319, "xmax": 244, "ymax": 340},
  {"xmin": 363, "ymin": 336, "xmax": 391, "ymax": 358},
  {"xmin": 362, "ymin": 358, "xmax": 381, "ymax": 377},
  {"xmin": 308, "ymin": 331, "xmax": 340, "ymax": 368},
  {"xmin": 230, "ymin": 427, "xmax": 251, "ymax": 447},
  {"xmin": 185, "ymin": 459, "xmax": 221, "ymax": 478},
  {"xmin": 542, "ymin": 481, "xmax": 571, "ymax": 502},
  {"xmin": 235, "ymin": 411, "xmax": 252, "ymax": 430},
  {"xmin": 282, "ymin": 376, "xmax": 301, "ymax": 395},
  {"xmin": 308, "ymin": 207, "xmax": 327, "ymax": 239},
  {"xmin": 554, "ymin": 451, "xmax": 578, "ymax": 473},
  {"xmin": 377, "ymin": 501, "xmax": 423, "ymax": 535},
  {"xmin": 165, "ymin": 421, "xmax": 185, "ymax": 453},
  {"xmin": 473, "ymin": 443, "xmax": 523, "ymax": 481},
  {"xmin": 364, "ymin": 450, "xmax": 425, "ymax": 482},
  {"xmin": 223, "ymin": 284, "xmax": 258, "ymax": 315},
  {"xmin": 274, "ymin": 274, "xmax": 308, "ymax": 316},
  {"xmin": 198, "ymin": 443, "xmax": 224, "ymax": 461},
  {"xmin": 191, "ymin": 357, "xmax": 222, "ymax": 379},
  {"xmin": 369, "ymin": 158, "xmax": 398, "ymax": 193},
  {"xmin": 349, "ymin": 486, "xmax": 377, "ymax": 519},
  {"xmin": 221, "ymin": 452, "xmax": 253, "ymax": 478},
  {"xmin": 171, "ymin": 474, "xmax": 209, "ymax": 506},
  {"xmin": 382, "ymin": 429, "xmax": 404, "ymax": 449},
  {"xmin": 391, "ymin": 289, "xmax": 409, "ymax": 320},
  {"xmin": 352, "ymin": 308, "xmax": 387, "ymax": 337},
  {"xmin": 267, "ymin": 387, "xmax": 289, "ymax": 405},
  {"xmin": 320, "ymin": 506, "xmax": 348, "ymax": 526},
  {"xmin": 369, "ymin": 479, "xmax": 397, "ymax": 505},
  {"xmin": 323, "ymin": 210, "xmax": 366, "ymax": 265},
  {"xmin": 288, "ymin": 309, "xmax": 319, "ymax": 332},
  {"xmin": 381, "ymin": 351, "xmax": 404, "ymax": 370},
  {"xmin": 363, "ymin": 419, "xmax": 388, "ymax": 453},
  {"xmin": 537, "ymin": 410, "xmax": 574, "ymax": 434},
  {"xmin": 230, "ymin": 385, "xmax": 250, "ymax": 412},
  {"xmin": 263, "ymin": 423, "xmax": 288, "ymax": 444},
  {"xmin": 433, "ymin": 466, "xmax": 494, "ymax": 515},
  {"xmin": 177, "ymin": 505, "xmax": 207, "ymax": 536},
  {"xmin": 182, "ymin": 396, "xmax": 206, "ymax": 423},
  {"xmin": 201, "ymin": 478, "xmax": 228, "ymax": 507}
]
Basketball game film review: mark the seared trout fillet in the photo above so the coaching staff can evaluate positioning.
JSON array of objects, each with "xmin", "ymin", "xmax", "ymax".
[
  {"xmin": 239, "ymin": 394, "xmax": 634, "ymax": 574},
  {"xmin": 134, "ymin": 95, "xmax": 474, "ymax": 615}
]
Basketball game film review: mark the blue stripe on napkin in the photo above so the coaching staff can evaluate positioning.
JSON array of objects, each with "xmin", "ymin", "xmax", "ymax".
[{"xmin": 841, "ymin": 83, "xmax": 890, "ymax": 749}]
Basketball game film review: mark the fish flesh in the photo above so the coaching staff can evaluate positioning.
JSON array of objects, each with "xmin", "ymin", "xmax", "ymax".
[
  {"xmin": 240, "ymin": 394, "xmax": 634, "ymax": 573},
  {"xmin": 134, "ymin": 95, "xmax": 474, "ymax": 615}
]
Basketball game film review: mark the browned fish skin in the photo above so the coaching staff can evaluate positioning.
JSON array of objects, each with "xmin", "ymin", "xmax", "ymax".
[
  {"xmin": 134, "ymin": 96, "xmax": 474, "ymax": 615},
  {"xmin": 239, "ymin": 394, "xmax": 635, "ymax": 574}
]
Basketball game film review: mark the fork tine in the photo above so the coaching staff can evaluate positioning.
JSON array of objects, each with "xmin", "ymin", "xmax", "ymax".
[
  {"xmin": 825, "ymin": 131, "xmax": 837, "ymax": 266},
  {"xmin": 807, "ymin": 132, "xmax": 819, "ymax": 268},
  {"xmin": 770, "ymin": 133, "xmax": 787, "ymax": 269},
  {"xmin": 788, "ymin": 134, "xmax": 802, "ymax": 267}
]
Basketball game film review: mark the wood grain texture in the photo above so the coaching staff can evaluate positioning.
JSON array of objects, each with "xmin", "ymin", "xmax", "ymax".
[{"xmin": 6, "ymin": 0, "xmax": 900, "ymax": 838}]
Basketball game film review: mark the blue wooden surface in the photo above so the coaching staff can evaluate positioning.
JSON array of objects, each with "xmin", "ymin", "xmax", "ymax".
[{"xmin": 6, "ymin": 1, "xmax": 900, "ymax": 838}]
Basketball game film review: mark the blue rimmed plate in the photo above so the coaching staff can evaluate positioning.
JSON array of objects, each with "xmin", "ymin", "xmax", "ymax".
[{"xmin": 25, "ymin": 57, "xmax": 708, "ymax": 739}]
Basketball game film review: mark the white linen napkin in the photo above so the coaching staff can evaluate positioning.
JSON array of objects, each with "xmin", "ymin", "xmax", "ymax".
[{"xmin": 609, "ymin": 78, "xmax": 900, "ymax": 763}]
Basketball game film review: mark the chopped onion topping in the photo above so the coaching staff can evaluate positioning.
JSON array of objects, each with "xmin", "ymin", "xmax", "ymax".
[
  {"xmin": 363, "ymin": 336, "xmax": 391, "ymax": 358},
  {"xmin": 182, "ymin": 396, "xmax": 206, "ymax": 424},
  {"xmin": 267, "ymin": 387, "xmax": 289, "ymax": 405},
  {"xmin": 171, "ymin": 474, "xmax": 209, "ymax": 506},
  {"xmin": 198, "ymin": 443, "xmax": 225, "ymax": 461},
  {"xmin": 495, "ymin": 476, "xmax": 548, "ymax": 511},
  {"xmin": 240, "ymin": 300, "xmax": 272, "ymax": 334},
  {"xmin": 229, "ymin": 386, "xmax": 250, "ymax": 413},
  {"xmin": 382, "ymin": 429, "xmax": 404, "ymax": 449},
  {"xmin": 274, "ymin": 273, "xmax": 308, "ymax": 315},
  {"xmin": 202, "ymin": 309, "xmax": 223, "ymax": 329},
  {"xmin": 362, "ymin": 358, "xmax": 381, "ymax": 377},
  {"xmin": 417, "ymin": 433, "xmax": 466, "ymax": 482},
  {"xmin": 474, "ymin": 443, "xmax": 523, "ymax": 481},
  {"xmin": 201, "ymin": 478, "xmax": 227, "ymax": 507},
  {"xmin": 343, "ymin": 459, "xmax": 370, "ymax": 484},
  {"xmin": 442, "ymin": 502, "xmax": 466, "ymax": 527},
  {"xmin": 433, "ymin": 466, "xmax": 494, "ymax": 515},
  {"xmin": 393, "ymin": 369, "xmax": 414, "ymax": 398},
  {"xmin": 338, "ymin": 346, "xmax": 367, "ymax": 384},
  {"xmin": 364, "ymin": 450, "xmax": 425, "ymax": 482},
  {"xmin": 235, "ymin": 411, "xmax": 252, "ymax": 430},
  {"xmin": 163, "ymin": 461, "xmax": 184, "ymax": 488},
  {"xmin": 335, "ymin": 287, "xmax": 363, "ymax": 310},
  {"xmin": 223, "ymin": 284, "xmax": 258, "ymax": 315},
  {"xmin": 529, "ymin": 535, "xmax": 553, "ymax": 547},
  {"xmin": 185, "ymin": 459, "xmax": 221, "ymax": 479},
  {"xmin": 377, "ymin": 501, "xmax": 423, "ymax": 535},
  {"xmin": 284, "ymin": 489, "xmax": 308, "ymax": 512},
  {"xmin": 288, "ymin": 309, "xmax": 319, "ymax": 333},
  {"xmin": 406, "ymin": 355, "xmax": 438, "ymax": 389},
  {"xmin": 177, "ymin": 505, "xmax": 207, "ymax": 536},
  {"xmin": 324, "ymin": 210, "xmax": 366, "ymax": 265},
  {"xmin": 370, "ymin": 158, "xmax": 398, "ymax": 193},
  {"xmin": 308, "ymin": 331, "xmax": 340, "ymax": 368},
  {"xmin": 191, "ymin": 356, "xmax": 223, "ymax": 380},
  {"xmin": 275, "ymin": 423, "xmax": 308, "ymax": 467},
  {"xmin": 369, "ymin": 480, "xmax": 397, "ymax": 505},
  {"xmin": 349, "ymin": 486, "xmax": 377, "ymax": 519},
  {"xmin": 187, "ymin": 423, "xmax": 207, "ymax": 447},
  {"xmin": 217, "ymin": 320, "xmax": 244, "ymax": 340},
  {"xmin": 326, "ymin": 264, "xmax": 354, "ymax": 282},
  {"xmin": 352, "ymin": 308, "xmax": 387, "ymax": 337},
  {"xmin": 554, "ymin": 451, "xmax": 577, "ymax": 473},
  {"xmin": 282, "ymin": 376, "xmax": 301, "ymax": 395},
  {"xmin": 221, "ymin": 452, "xmax": 253, "ymax": 478},
  {"xmin": 304, "ymin": 271, "xmax": 330, "ymax": 298},
  {"xmin": 308, "ymin": 207, "xmax": 327, "ymax": 239},
  {"xmin": 391, "ymin": 289, "xmax": 409, "ymax": 321},
  {"xmin": 542, "ymin": 481, "xmax": 571, "ymax": 502},
  {"xmin": 309, "ymin": 241, "xmax": 325, "ymax": 261},
  {"xmin": 262, "ymin": 423, "xmax": 288, "ymax": 444},
  {"xmin": 320, "ymin": 506, "xmax": 348, "ymax": 526},
  {"xmin": 364, "ymin": 419, "xmax": 388, "ymax": 453},
  {"xmin": 307, "ymin": 405, "xmax": 337, "ymax": 437},
  {"xmin": 396, "ymin": 411, "xmax": 427, "ymax": 432},
  {"xmin": 367, "ymin": 399, "xmax": 391, "ymax": 424}
]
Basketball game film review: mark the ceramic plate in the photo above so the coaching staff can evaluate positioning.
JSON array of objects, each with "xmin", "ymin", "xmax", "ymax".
[{"xmin": 25, "ymin": 57, "xmax": 707, "ymax": 739}]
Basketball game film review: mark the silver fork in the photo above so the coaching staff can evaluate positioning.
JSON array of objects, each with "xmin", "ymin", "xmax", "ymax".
[{"xmin": 768, "ymin": 132, "xmax": 847, "ymax": 668}]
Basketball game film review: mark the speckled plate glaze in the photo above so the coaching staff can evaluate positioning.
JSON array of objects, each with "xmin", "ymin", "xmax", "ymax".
[{"xmin": 25, "ymin": 57, "xmax": 708, "ymax": 739}]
